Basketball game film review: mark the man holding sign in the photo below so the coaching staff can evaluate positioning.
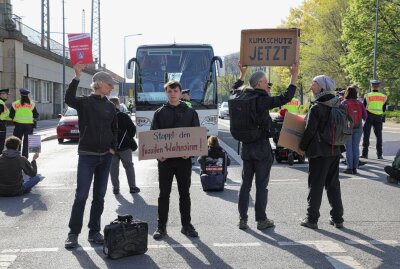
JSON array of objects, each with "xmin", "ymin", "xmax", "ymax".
[{"xmin": 151, "ymin": 80, "xmax": 200, "ymax": 240}]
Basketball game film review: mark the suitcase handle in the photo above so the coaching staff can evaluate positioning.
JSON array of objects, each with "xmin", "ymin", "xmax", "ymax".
[{"xmin": 117, "ymin": 214, "xmax": 133, "ymax": 222}]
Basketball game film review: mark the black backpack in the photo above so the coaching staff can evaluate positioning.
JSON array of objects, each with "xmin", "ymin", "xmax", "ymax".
[
  {"xmin": 228, "ymin": 91, "xmax": 263, "ymax": 143},
  {"xmin": 319, "ymin": 104, "xmax": 354, "ymax": 146}
]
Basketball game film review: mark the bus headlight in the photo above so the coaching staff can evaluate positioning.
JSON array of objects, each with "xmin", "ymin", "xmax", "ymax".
[
  {"xmin": 202, "ymin": 115, "xmax": 218, "ymax": 125},
  {"xmin": 136, "ymin": 117, "xmax": 152, "ymax": 127}
]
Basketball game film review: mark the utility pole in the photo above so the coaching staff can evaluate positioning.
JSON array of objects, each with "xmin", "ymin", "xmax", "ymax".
[
  {"xmin": 91, "ymin": 0, "xmax": 101, "ymax": 69},
  {"xmin": 373, "ymin": 0, "xmax": 379, "ymax": 80},
  {"xmin": 62, "ymin": 0, "xmax": 65, "ymax": 113},
  {"xmin": 82, "ymin": 9, "xmax": 86, "ymax": 33},
  {"xmin": 41, "ymin": 0, "xmax": 50, "ymax": 49}
]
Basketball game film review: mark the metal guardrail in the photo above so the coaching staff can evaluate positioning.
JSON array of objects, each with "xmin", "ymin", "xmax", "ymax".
[{"xmin": 12, "ymin": 17, "xmax": 70, "ymax": 59}]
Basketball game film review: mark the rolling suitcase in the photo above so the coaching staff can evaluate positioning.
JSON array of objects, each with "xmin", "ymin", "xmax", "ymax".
[
  {"xmin": 103, "ymin": 215, "xmax": 148, "ymax": 259},
  {"xmin": 200, "ymin": 153, "xmax": 227, "ymax": 192}
]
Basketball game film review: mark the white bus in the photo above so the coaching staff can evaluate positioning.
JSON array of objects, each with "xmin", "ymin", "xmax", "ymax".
[{"xmin": 126, "ymin": 44, "xmax": 222, "ymax": 135}]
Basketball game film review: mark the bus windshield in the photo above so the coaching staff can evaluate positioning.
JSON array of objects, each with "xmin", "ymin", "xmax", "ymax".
[{"xmin": 135, "ymin": 45, "xmax": 217, "ymax": 106}]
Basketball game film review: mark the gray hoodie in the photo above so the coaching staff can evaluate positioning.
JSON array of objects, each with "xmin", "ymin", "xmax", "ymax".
[{"xmin": 0, "ymin": 149, "xmax": 37, "ymax": 196}]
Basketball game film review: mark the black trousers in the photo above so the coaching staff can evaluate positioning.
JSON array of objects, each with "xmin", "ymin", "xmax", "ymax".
[
  {"xmin": 157, "ymin": 158, "xmax": 192, "ymax": 227},
  {"xmin": 0, "ymin": 121, "xmax": 6, "ymax": 153},
  {"xmin": 306, "ymin": 155, "xmax": 344, "ymax": 223},
  {"xmin": 362, "ymin": 112, "xmax": 383, "ymax": 157},
  {"xmin": 384, "ymin": 166, "xmax": 400, "ymax": 180},
  {"xmin": 13, "ymin": 123, "xmax": 33, "ymax": 158}
]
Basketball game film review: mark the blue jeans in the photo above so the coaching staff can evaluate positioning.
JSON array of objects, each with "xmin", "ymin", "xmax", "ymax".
[
  {"xmin": 68, "ymin": 153, "xmax": 112, "ymax": 235},
  {"xmin": 345, "ymin": 128, "xmax": 363, "ymax": 169},
  {"xmin": 21, "ymin": 176, "xmax": 41, "ymax": 194}
]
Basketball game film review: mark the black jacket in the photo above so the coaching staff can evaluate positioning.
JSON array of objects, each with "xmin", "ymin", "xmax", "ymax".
[
  {"xmin": 0, "ymin": 149, "xmax": 37, "ymax": 196},
  {"xmin": 231, "ymin": 79, "xmax": 296, "ymax": 160},
  {"xmin": 151, "ymin": 101, "xmax": 200, "ymax": 130},
  {"xmin": 299, "ymin": 94, "xmax": 344, "ymax": 158},
  {"xmin": 115, "ymin": 110, "xmax": 136, "ymax": 151},
  {"xmin": 65, "ymin": 79, "xmax": 118, "ymax": 154}
]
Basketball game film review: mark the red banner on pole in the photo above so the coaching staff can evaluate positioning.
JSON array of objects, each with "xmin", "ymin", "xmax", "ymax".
[{"xmin": 68, "ymin": 33, "xmax": 93, "ymax": 65}]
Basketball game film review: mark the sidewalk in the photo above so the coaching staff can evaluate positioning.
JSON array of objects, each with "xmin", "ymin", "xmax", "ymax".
[{"xmin": 5, "ymin": 119, "xmax": 59, "ymax": 142}]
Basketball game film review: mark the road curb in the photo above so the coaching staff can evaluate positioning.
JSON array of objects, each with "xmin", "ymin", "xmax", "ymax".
[{"xmin": 41, "ymin": 135, "xmax": 57, "ymax": 142}]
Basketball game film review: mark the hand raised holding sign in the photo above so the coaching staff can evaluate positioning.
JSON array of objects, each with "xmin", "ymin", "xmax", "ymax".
[{"xmin": 289, "ymin": 63, "xmax": 299, "ymax": 86}]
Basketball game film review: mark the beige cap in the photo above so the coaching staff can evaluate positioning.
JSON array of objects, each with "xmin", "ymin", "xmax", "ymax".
[{"xmin": 92, "ymin": 71, "xmax": 118, "ymax": 85}]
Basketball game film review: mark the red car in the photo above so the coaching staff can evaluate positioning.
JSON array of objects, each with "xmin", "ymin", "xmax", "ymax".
[{"xmin": 56, "ymin": 107, "xmax": 79, "ymax": 143}]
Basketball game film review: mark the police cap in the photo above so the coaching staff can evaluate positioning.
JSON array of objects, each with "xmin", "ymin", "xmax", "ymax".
[
  {"xmin": 370, "ymin": 79, "xmax": 381, "ymax": 85},
  {"xmin": 19, "ymin": 88, "xmax": 31, "ymax": 95},
  {"xmin": 0, "ymin": 88, "xmax": 9, "ymax": 94}
]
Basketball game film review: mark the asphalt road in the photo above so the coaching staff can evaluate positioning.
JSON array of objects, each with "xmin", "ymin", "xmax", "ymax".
[{"xmin": 0, "ymin": 118, "xmax": 399, "ymax": 268}]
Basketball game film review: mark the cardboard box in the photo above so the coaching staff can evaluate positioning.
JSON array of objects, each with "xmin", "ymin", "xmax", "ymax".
[
  {"xmin": 240, "ymin": 28, "xmax": 300, "ymax": 66},
  {"xmin": 277, "ymin": 112, "xmax": 305, "ymax": 153},
  {"xmin": 138, "ymin": 127, "xmax": 208, "ymax": 160}
]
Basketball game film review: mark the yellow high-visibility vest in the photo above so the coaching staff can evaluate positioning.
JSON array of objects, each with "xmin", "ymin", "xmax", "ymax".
[
  {"xmin": 0, "ymin": 99, "xmax": 11, "ymax": 121},
  {"xmin": 283, "ymin": 98, "xmax": 300, "ymax": 114},
  {"xmin": 366, "ymin": 92, "xmax": 386, "ymax": 115},
  {"xmin": 12, "ymin": 100, "xmax": 35, "ymax": 124}
]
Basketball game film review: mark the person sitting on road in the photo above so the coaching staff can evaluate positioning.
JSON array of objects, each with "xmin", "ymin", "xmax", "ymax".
[
  {"xmin": 0, "ymin": 136, "xmax": 41, "ymax": 196},
  {"xmin": 197, "ymin": 136, "xmax": 231, "ymax": 180},
  {"xmin": 384, "ymin": 149, "xmax": 400, "ymax": 184}
]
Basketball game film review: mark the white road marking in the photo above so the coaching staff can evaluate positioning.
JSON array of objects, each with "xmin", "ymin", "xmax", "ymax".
[
  {"xmin": 0, "ymin": 255, "xmax": 17, "ymax": 269},
  {"xmin": 279, "ymin": 241, "xmax": 346, "ymax": 253},
  {"xmin": 326, "ymin": 256, "xmax": 365, "ymax": 269},
  {"xmin": 345, "ymin": 239, "xmax": 398, "ymax": 245},
  {"xmin": 2, "ymin": 248, "xmax": 58, "ymax": 253},
  {"xmin": 214, "ymin": 243, "xmax": 261, "ymax": 247},
  {"xmin": 148, "ymin": 244, "xmax": 198, "ymax": 249}
]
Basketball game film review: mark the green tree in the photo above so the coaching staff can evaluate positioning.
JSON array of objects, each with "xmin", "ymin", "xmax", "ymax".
[{"xmin": 342, "ymin": 0, "xmax": 400, "ymax": 106}]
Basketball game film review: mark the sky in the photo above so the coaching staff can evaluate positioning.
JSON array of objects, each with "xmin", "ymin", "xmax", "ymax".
[{"xmin": 11, "ymin": 0, "xmax": 305, "ymax": 79}]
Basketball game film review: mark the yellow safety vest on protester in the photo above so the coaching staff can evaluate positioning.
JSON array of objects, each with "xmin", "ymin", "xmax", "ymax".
[
  {"xmin": 366, "ymin": 92, "xmax": 386, "ymax": 115},
  {"xmin": 0, "ymin": 100, "xmax": 11, "ymax": 121},
  {"xmin": 283, "ymin": 98, "xmax": 299, "ymax": 114},
  {"xmin": 12, "ymin": 100, "xmax": 35, "ymax": 124}
]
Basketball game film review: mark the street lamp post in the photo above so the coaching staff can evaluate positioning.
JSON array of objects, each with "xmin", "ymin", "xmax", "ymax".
[
  {"xmin": 373, "ymin": 0, "xmax": 379, "ymax": 80},
  {"xmin": 123, "ymin": 33, "xmax": 142, "ymax": 101}
]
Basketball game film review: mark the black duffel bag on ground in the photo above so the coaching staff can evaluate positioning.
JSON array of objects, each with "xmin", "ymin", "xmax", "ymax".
[{"xmin": 103, "ymin": 215, "xmax": 148, "ymax": 259}]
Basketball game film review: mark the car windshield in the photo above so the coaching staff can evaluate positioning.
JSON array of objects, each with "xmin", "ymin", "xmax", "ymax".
[{"xmin": 64, "ymin": 107, "xmax": 77, "ymax": 116}]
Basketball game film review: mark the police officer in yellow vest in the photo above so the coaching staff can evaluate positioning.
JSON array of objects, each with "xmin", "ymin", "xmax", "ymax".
[
  {"xmin": 283, "ymin": 97, "xmax": 300, "ymax": 114},
  {"xmin": 361, "ymin": 80, "xmax": 387, "ymax": 159},
  {"xmin": 9, "ymin": 88, "xmax": 39, "ymax": 158},
  {"xmin": 181, "ymin": 89, "xmax": 192, "ymax": 108},
  {"xmin": 0, "ymin": 88, "xmax": 11, "ymax": 152}
]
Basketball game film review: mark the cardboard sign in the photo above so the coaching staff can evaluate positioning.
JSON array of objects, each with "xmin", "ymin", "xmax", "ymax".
[
  {"xmin": 68, "ymin": 33, "xmax": 93, "ymax": 65},
  {"xmin": 138, "ymin": 127, "xmax": 208, "ymax": 160},
  {"xmin": 277, "ymin": 112, "xmax": 305, "ymax": 153},
  {"xmin": 240, "ymin": 28, "xmax": 300, "ymax": 66},
  {"xmin": 28, "ymin": 134, "xmax": 41, "ymax": 153}
]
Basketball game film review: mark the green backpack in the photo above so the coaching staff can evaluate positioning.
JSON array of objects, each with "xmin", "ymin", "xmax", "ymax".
[{"xmin": 319, "ymin": 104, "xmax": 354, "ymax": 146}]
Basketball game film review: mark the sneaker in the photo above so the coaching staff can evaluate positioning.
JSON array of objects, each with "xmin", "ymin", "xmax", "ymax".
[
  {"xmin": 88, "ymin": 232, "xmax": 104, "ymax": 244},
  {"xmin": 300, "ymin": 218, "xmax": 318, "ymax": 229},
  {"xmin": 153, "ymin": 226, "xmax": 167, "ymax": 240},
  {"xmin": 238, "ymin": 219, "xmax": 248, "ymax": 230},
  {"xmin": 377, "ymin": 155, "xmax": 383, "ymax": 160},
  {"xmin": 352, "ymin": 168, "xmax": 358, "ymax": 174},
  {"xmin": 343, "ymin": 169, "xmax": 353, "ymax": 175},
  {"xmin": 181, "ymin": 224, "xmax": 199, "ymax": 237},
  {"xmin": 360, "ymin": 155, "xmax": 368, "ymax": 159},
  {"xmin": 130, "ymin": 186, "xmax": 141, "ymax": 193},
  {"xmin": 113, "ymin": 188, "xmax": 120, "ymax": 195},
  {"xmin": 257, "ymin": 219, "xmax": 275, "ymax": 230},
  {"xmin": 65, "ymin": 234, "xmax": 78, "ymax": 249},
  {"xmin": 329, "ymin": 217, "xmax": 344, "ymax": 229}
]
